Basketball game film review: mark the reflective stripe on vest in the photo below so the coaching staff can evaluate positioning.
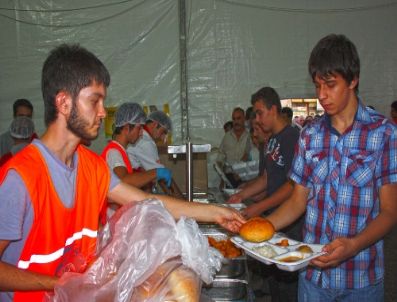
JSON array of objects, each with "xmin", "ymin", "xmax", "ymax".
[{"xmin": 17, "ymin": 227, "xmax": 98, "ymax": 269}]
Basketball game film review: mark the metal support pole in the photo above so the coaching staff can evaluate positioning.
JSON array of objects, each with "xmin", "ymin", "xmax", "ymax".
[
  {"xmin": 178, "ymin": 0, "xmax": 189, "ymax": 141},
  {"xmin": 186, "ymin": 140, "xmax": 193, "ymax": 201}
]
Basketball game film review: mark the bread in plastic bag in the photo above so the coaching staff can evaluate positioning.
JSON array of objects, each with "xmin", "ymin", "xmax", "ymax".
[{"xmin": 46, "ymin": 198, "xmax": 223, "ymax": 302}]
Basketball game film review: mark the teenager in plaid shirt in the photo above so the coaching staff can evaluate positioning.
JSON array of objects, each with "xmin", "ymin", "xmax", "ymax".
[{"xmin": 267, "ymin": 34, "xmax": 397, "ymax": 301}]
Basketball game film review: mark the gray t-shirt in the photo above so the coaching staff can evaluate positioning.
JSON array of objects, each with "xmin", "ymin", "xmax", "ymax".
[{"xmin": 0, "ymin": 139, "xmax": 120, "ymax": 302}]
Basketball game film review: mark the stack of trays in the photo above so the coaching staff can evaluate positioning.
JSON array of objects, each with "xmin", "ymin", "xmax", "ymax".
[{"xmin": 231, "ymin": 233, "xmax": 326, "ymax": 272}]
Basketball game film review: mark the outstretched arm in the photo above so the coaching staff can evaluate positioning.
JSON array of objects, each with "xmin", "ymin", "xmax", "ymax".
[{"xmin": 108, "ymin": 182, "xmax": 246, "ymax": 233}]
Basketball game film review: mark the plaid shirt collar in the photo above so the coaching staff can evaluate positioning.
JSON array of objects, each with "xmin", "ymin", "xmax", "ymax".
[{"xmin": 322, "ymin": 99, "xmax": 379, "ymax": 135}]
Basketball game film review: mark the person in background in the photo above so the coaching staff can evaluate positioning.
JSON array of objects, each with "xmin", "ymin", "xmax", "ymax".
[
  {"xmin": 0, "ymin": 99, "xmax": 37, "ymax": 157},
  {"xmin": 223, "ymin": 120, "xmax": 233, "ymax": 133},
  {"xmin": 101, "ymin": 103, "xmax": 174, "ymax": 219},
  {"xmin": 127, "ymin": 110, "xmax": 171, "ymax": 171},
  {"xmin": 267, "ymin": 34, "xmax": 397, "ymax": 302},
  {"xmin": 236, "ymin": 120, "xmax": 270, "ymax": 202},
  {"xmin": 245, "ymin": 106, "xmax": 255, "ymax": 130},
  {"xmin": 0, "ymin": 117, "xmax": 35, "ymax": 166},
  {"xmin": 391, "ymin": 100, "xmax": 397, "ymax": 124},
  {"xmin": 126, "ymin": 110, "xmax": 183, "ymax": 197},
  {"xmin": 281, "ymin": 107, "xmax": 302, "ymax": 131},
  {"xmin": 217, "ymin": 107, "xmax": 251, "ymax": 166},
  {"xmin": 0, "ymin": 44, "xmax": 245, "ymax": 302},
  {"xmin": 102, "ymin": 103, "xmax": 172, "ymax": 189},
  {"xmin": 229, "ymin": 87, "xmax": 303, "ymax": 302},
  {"xmin": 302, "ymin": 115, "xmax": 314, "ymax": 127}
]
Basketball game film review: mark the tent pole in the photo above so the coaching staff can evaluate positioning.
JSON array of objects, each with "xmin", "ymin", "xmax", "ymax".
[{"xmin": 178, "ymin": 0, "xmax": 189, "ymax": 141}]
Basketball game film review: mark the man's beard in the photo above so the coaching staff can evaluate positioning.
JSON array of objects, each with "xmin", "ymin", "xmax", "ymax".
[{"xmin": 66, "ymin": 103, "xmax": 99, "ymax": 141}]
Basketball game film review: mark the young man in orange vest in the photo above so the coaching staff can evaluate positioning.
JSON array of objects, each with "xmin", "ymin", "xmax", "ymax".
[{"xmin": 0, "ymin": 44, "xmax": 245, "ymax": 302}]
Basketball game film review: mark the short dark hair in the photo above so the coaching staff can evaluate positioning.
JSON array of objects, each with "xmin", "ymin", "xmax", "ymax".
[
  {"xmin": 13, "ymin": 99, "xmax": 33, "ymax": 117},
  {"xmin": 281, "ymin": 107, "xmax": 293, "ymax": 119},
  {"xmin": 245, "ymin": 106, "xmax": 254, "ymax": 120},
  {"xmin": 232, "ymin": 107, "xmax": 245, "ymax": 116},
  {"xmin": 251, "ymin": 87, "xmax": 281, "ymax": 113},
  {"xmin": 309, "ymin": 34, "xmax": 360, "ymax": 93},
  {"xmin": 41, "ymin": 44, "xmax": 110, "ymax": 126},
  {"xmin": 391, "ymin": 101, "xmax": 397, "ymax": 111}
]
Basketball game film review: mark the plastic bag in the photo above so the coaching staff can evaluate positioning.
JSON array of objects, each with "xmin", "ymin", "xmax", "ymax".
[
  {"xmin": 130, "ymin": 257, "xmax": 201, "ymax": 302},
  {"xmin": 47, "ymin": 199, "xmax": 222, "ymax": 302}
]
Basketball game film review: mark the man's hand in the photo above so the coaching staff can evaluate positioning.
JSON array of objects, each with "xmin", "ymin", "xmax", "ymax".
[
  {"xmin": 227, "ymin": 193, "xmax": 243, "ymax": 204},
  {"xmin": 211, "ymin": 205, "xmax": 246, "ymax": 233},
  {"xmin": 241, "ymin": 203, "xmax": 263, "ymax": 219},
  {"xmin": 156, "ymin": 168, "xmax": 172, "ymax": 187},
  {"xmin": 310, "ymin": 237, "xmax": 359, "ymax": 268}
]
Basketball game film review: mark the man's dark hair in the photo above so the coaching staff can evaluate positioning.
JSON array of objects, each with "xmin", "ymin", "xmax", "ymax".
[
  {"xmin": 309, "ymin": 34, "xmax": 360, "ymax": 93},
  {"xmin": 251, "ymin": 87, "xmax": 281, "ymax": 113},
  {"xmin": 245, "ymin": 106, "xmax": 254, "ymax": 120},
  {"xmin": 281, "ymin": 107, "xmax": 293, "ymax": 119},
  {"xmin": 232, "ymin": 107, "xmax": 245, "ymax": 116},
  {"xmin": 41, "ymin": 44, "xmax": 110, "ymax": 126},
  {"xmin": 391, "ymin": 100, "xmax": 397, "ymax": 111},
  {"xmin": 13, "ymin": 99, "xmax": 33, "ymax": 117}
]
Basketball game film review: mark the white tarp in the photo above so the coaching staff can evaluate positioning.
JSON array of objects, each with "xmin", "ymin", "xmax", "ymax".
[{"xmin": 0, "ymin": 0, "xmax": 396, "ymax": 151}]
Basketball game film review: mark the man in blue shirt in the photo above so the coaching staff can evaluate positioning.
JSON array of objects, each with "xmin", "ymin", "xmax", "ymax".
[{"xmin": 267, "ymin": 34, "xmax": 397, "ymax": 301}]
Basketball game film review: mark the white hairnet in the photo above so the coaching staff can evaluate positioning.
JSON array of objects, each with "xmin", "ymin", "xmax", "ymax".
[
  {"xmin": 148, "ymin": 110, "xmax": 172, "ymax": 132},
  {"xmin": 10, "ymin": 116, "xmax": 35, "ymax": 139},
  {"xmin": 114, "ymin": 103, "xmax": 146, "ymax": 127}
]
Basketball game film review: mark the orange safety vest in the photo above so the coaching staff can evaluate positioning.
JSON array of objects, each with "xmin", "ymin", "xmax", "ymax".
[
  {"xmin": 101, "ymin": 140, "xmax": 133, "ymax": 173},
  {"xmin": 0, "ymin": 144, "xmax": 110, "ymax": 302}
]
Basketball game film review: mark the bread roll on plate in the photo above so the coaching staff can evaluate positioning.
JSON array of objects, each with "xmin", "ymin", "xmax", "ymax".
[{"xmin": 239, "ymin": 217, "xmax": 275, "ymax": 242}]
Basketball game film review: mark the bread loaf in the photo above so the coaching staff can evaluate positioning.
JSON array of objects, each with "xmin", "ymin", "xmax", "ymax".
[
  {"xmin": 168, "ymin": 266, "xmax": 199, "ymax": 302},
  {"xmin": 239, "ymin": 217, "xmax": 275, "ymax": 242},
  {"xmin": 131, "ymin": 260, "xmax": 199, "ymax": 302}
]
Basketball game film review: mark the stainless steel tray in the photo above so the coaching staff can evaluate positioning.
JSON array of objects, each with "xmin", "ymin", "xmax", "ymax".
[
  {"xmin": 202, "ymin": 279, "xmax": 248, "ymax": 301},
  {"xmin": 202, "ymin": 229, "xmax": 246, "ymax": 278}
]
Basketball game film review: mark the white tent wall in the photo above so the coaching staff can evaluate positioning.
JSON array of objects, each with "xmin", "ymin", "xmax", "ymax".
[{"xmin": 0, "ymin": 0, "xmax": 396, "ymax": 153}]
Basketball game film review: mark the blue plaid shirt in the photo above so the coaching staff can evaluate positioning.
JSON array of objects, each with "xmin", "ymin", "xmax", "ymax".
[{"xmin": 290, "ymin": 102, "xmax": 397, "ymax": 289}]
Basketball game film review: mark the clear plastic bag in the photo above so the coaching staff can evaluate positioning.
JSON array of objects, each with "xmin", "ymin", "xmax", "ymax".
[{"xmin": 46, "ymin": 199, "xmax": 222, "ymax": 302}]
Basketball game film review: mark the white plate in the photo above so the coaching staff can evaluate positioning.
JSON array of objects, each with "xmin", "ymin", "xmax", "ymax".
[{"xmin": 231, "ymin": 235, "xmax": 326, "ymax": 272}]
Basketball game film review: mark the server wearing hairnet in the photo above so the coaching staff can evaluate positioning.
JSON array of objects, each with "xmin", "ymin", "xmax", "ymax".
[
  {"xmin": 102, "ymin": 102, "xmax": 172, "ymax": 187},
  {"xmin": 0, "ymin": 116, "xmax": 35, "ymax": 166},
  {"xmin": 127, "ymin": 111, "xmax": 170, "ymax": 170},
  {"xmin": 127, "ymin": 110, "xmax": 183, "ymax": 197}
]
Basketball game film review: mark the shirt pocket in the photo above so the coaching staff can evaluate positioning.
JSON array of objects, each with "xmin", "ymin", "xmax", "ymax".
[
  {"xmin": 305, "ymin": 149, "xmax": 328, "ymax": 184},
  {"xmin": 344, "ymin": 148, "xmax": 377, "ymax": 187}
]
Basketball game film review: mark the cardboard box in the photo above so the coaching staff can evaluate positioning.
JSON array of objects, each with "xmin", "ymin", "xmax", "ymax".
[{"xmin": 158, "ymin": 146, "xmax": 208, "ymax": 193}]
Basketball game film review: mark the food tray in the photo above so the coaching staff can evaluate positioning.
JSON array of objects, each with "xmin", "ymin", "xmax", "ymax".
[{"xmin": 231, "ymin": 233, "xmax": 326, "ymax": 272}]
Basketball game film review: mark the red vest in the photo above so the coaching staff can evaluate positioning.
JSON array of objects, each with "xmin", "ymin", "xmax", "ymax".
[
  {"xmin": 0, "ymin": 144, "xmax": 110, "ymax": 302},
  {"xmin": 101, "ymin": 140, "xmax": 133, "ymax": 173}
]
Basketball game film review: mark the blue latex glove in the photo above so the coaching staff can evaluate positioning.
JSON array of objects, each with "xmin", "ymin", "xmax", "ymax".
[{"xmin": 156, "ymin": 168, "xmax": 172, "ymax": 187}]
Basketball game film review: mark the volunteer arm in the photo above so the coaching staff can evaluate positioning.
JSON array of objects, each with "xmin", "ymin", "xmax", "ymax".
[
  {"xmin": 0, "ymin": 240, "xmax": 58, "ymax": 291},
  {"xmin": 312, "ymin": 183, "xmax": 397, "ymax": 268},
  {"xmin": 108, "ymin": 182, "xmax": 246, "ymax": 232}
]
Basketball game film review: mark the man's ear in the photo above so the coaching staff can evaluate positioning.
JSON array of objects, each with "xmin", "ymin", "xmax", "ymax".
[
  {"xmin": 55, "ymin": 91, "xmax": 72, "ymax": 115},
  {"xmin": 349, "ymin": 77, "xmax": 359, "ymax": 90}
]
